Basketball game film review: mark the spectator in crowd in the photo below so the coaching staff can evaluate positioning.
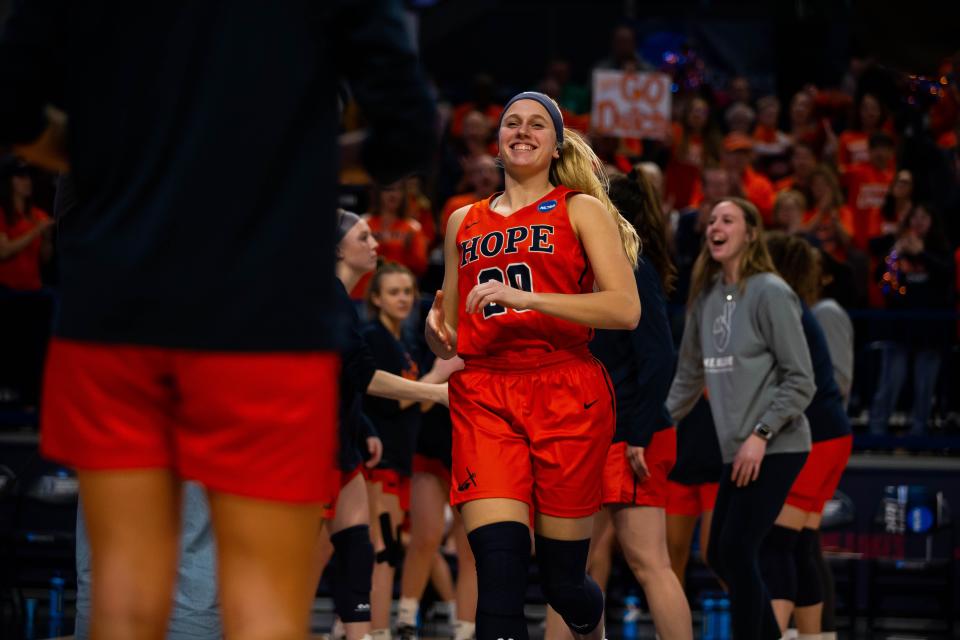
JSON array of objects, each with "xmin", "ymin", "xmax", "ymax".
[
  {"xmin": 449, "ymin": 73, "xmax": 503, "ymax": 139},
  {"xmin": 753, "ymin": 96, "xmax": 791, "ymax": 160},
  {"xmin": 406, "ymin": 175, "xmax": 437, "ymax": 250},
  {"xmin": 637, "ymin": 161, "xmax": 679, "ymax": 239},
  {"xmin": 772, "ymin": 190, "xmax": 809, "ymax": 236},
  {"xmin": 844, "ymin": 132, "xmax": 896, "ymax": 249},
  {"xmin": 720, "ymin": 132, "xmax": 776, "ymax": 224},
  {"xmin": 869, "ymin": 204, "xmax": 955, "ymax": 435},
  {"xmin": 543, "ymin": 58, "xmax": 589, "ymax": 115},
  {"xmin": 436, "ymin": 109, "xmax": 498, "ymax": 207},
  {"xmin": 727, "ymin": 75, "xmax": 753, "ymax": 107},
  {"xmin": 666, "ymin": 96, "xmax": 723, "ymax": 210},
  {"xmin": 671, "ymin": 165, "xmax": 733, "ymax": 304},
  {"xmin": 788, "ymin": 90, "xmax": 826, "ymax": 154},
  {"xmin": 879, "ymin": 169, "xmax": 915, "ymax": 236},
  {"xmin": 725, "ymin": 102, "xmax": 756, "ymax": 136},
  {"xmin": 0, "ymin": 159, "xmax": 53, "ymax": 291},
  {"xmin": 806, "ymin": 166, "xmax": 855, "ymax": 252},
  {"xmin": 593, "ymin": 133, "xmax": 634, "ymax": 176},
  {"xmin": 837, "ymin": 93, "xmax": 891, "ymax": 171},
  {"xmin": 594, "ymin": 24, "xmax": 654, "ymax": 72},
  {"xmin": 775, "ymin": 142, "xmax": 818, "ymax": 203},
  {"xmin": 439, "ymin": 154, "xmax": 501, "ymax": 239},
  {"xmin": 354, "ymin": 181, "xmax": 429, "ymax": 299}
]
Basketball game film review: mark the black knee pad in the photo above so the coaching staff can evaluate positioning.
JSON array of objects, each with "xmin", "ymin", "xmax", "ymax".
[
  {"xmin": 795, "ymin": 528, "xmax": 824, "ymax": 608},
  {"xmin": 375, "ymin": 512, "xmax": 402, "ymax": 568},
  {"xmin": 534, "ymin": 535, "xmax": 604, "ymax": 635},
  {"xmin": 759, "ymin": 525, "xmax": 800, "ymax": 601},
  {"xmin": 467, "ymin": 521, "xmax": 531, "ymax": 640},
  {"xmin": 331, "ymin": 525, "xmax": 374, "ymax": 622}
]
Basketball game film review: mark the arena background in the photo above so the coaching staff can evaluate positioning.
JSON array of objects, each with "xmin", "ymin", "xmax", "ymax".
[{"xmin": 1, "ymin": 1, "xmax": 959, "ymax": 638}]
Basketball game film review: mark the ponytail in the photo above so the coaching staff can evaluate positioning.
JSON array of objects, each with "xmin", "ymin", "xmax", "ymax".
[{"xmin": 550, "ymin": 128, "xmax": 639, "ymax": 267}]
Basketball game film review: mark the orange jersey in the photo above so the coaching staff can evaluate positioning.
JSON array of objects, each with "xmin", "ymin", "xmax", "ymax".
[{"xmin": 454, "ymin": 185, "xmax": 594, "ymax": 359}]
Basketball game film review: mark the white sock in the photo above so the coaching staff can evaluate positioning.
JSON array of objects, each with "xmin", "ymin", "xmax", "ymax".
[
  {"xmin": 821, "ymin": 633, "xmax": 838, "ymax": 640},
  {"xmin": 453, "ymin": 620, "xmax": 476, "ymax": 640},
  {"xmin": 359, "ymin": 636, "xmax": 373, "ymax": 640},
  {"xmin": 371, "ymin": 629, "xmax": 392, "ymax": 640},
  {"xmin": 781, "ymin": 630, "xmax": 798, "ymax": 640},
  {"xmin": 397, "ymin": 597, "xmax": 419, "ymax": 627},
  {"xmin": 797, "ymin": 634, "xmax": 823, "ymax": 640},
  {"xmin": 331, "ymin": 617, "xmax": 346, "ymax": 640}
]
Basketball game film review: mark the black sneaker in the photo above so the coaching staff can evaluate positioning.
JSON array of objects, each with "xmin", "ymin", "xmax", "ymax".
[{"xmin": 396, "ymin": 623, "xmax": 418, "ymax": 640}]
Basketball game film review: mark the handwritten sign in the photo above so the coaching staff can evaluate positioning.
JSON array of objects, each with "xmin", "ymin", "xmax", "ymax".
[{"xmin": 591, "ymin": 71, "xmax": 671, "ymax": 139}]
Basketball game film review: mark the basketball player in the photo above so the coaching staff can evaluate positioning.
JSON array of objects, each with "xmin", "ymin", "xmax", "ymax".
[
  {"xmin": 426, "ymin": 91, "xmax": 640, "ymax": 640},
  {"xmin": 0, "ymin": 2, "xmax": 437, "ymax": 637},
  {"xmin": 763, "ymin": 233, "xmax": 852, "ymax": 640}
]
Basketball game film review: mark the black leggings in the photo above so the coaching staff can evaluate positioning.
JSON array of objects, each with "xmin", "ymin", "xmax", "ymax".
[{"xmin": 707, "ymin": 452, "xmax": 807, "ymax": 640}]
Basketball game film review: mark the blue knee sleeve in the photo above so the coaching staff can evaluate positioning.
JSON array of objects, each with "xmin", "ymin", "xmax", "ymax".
[
  {"xmin": 795, "ymin": 528, "xmax": 824, "ymax": 607},
  {"xmin": 534, "ymin": 535, "xmax": 604, "ymax": 635},
  {"xmin": 331, "ymin": 525, "xmax": 374, "ymax": 623},
  {"xmin": 760, "ymin": 525, "xmax": 800, "ymax": 601},
  {"xmin": 468, "ymin": 521, "xmax": 531, "ymax": 640}
]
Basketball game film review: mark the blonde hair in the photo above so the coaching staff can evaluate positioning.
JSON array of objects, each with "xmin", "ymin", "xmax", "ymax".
[
  {"xmin": 549, "ymin": 128, "xmax": 639, "ymax": 267},
  {"xmin": 687, "ymin": 197, "xmax": 776, "ymax": 305}
]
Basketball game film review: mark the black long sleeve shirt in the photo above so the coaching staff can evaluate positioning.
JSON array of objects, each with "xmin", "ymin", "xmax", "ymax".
[
  {"xmin": 0, "ymin": 0, "xmax": 437, "ymax": 350},
  {"xmin": 590, "ymin": 258, "xmax": 675, "ymax": 447}
]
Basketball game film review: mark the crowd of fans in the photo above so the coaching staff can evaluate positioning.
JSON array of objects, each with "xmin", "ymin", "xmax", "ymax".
[{"xmin": 2, "ymin": 24, "xmax": 959, "ymax": 437}]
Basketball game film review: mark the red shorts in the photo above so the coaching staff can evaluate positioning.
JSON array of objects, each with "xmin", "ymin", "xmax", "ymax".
[
  {"xmin": 665, "ymin": 481, "xmax": 720, "ymax": 517},
  {"xmin": 449, "ymin": 348, "xmax": 615, "ymax": 518},
  {"xmin": 367, "ymin": 467, "xmax": 412, "ymax": 512},
  {"xmin": 413, "ymin": 453, "xmax": 451, "ymax": 487},
  {"xmin": 602, "ymin": 427, "xmax": 676, "ymax": 507},
  {"xmin": 785, "ymin": 435, "xmax": 853, "ymax": 513},
  {"xmin": 40, "ymin": 339, "xmax": 340, "ymax": 504},
  {"xmin": 325, "ymin": 465, "xmax": 367, "ymax": 520}
]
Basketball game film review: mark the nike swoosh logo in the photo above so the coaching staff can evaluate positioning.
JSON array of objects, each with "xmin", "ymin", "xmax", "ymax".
[
  {"xmin": 465, "ymin": 220, "xmax": 480, "ymax": 230},
  {"xmin": 584, "ymin": 399, "xmax": 599, "ymax": 409}
]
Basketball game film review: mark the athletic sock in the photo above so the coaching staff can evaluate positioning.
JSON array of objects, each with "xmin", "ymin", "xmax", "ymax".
[
  {"xmin": 397, "ymin": 597, "xmax": 419, "ymax": 628},
  {"xmin": 454, "ymin": 620, "xmax": 476, "ymax": 640}
]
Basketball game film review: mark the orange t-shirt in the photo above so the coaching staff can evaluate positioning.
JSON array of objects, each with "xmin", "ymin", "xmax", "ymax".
[
  {"xmin": 742, "ymin": 166, "xmax": 776, "ymax": 225},
  {"xmin": 351, "ymin": 215, "xmax": 428, "ymax": 299},
  {"xmin": 752, "ymin": 124, "xmax": 779, "ymax": 144},
  {"xmin": 843, "ymin": 162, "xmax": 894, "ymax": 249},
  {"xmin": 0, "ymin": 207, "xmax": 50, "ymax": 291}
]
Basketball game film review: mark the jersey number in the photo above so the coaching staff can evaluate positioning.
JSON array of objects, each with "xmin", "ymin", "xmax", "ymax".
[{"xmin": 477, "ymin": 264, "xmax": 533, "ymax": 319}]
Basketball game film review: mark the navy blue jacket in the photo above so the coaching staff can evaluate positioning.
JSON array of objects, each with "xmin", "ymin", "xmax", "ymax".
[{"xmin": 590, "ymin": 258, "xmax": 675, "ymax": 447}]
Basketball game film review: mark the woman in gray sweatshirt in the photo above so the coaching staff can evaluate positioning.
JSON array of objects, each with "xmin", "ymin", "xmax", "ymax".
[{"xmin": 667, "ymin": 198, "xmax": 815, "ymax": 640}]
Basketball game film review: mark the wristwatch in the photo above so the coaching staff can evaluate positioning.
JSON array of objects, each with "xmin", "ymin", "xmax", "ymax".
[{"xmin": 753, "ymin": 422, "xmax": 773, "ymax": 441}]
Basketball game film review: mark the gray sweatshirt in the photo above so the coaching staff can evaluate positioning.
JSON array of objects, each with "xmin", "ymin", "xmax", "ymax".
[
  {"xmin": 667, "ymin": 272, "xmax": 815, "ymax": 463},
  {"xmin": 812, "ymin": 298, "xmax": 854, "ymax": 402}
]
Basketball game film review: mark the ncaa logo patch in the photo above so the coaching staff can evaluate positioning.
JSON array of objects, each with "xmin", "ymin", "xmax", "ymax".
[{"xmin": 537, "ymin": 199, "xmax": 558, "ymax": 212}]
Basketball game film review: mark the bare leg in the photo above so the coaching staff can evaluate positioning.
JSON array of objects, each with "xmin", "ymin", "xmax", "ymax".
[
  {"xmin": 613, "ymin": 506, "xmax": 693, "ymax": 640},
  {"xmin": 430, "ymin": 551, "xmax": 456, "ymax": 602},
  {"xmin": 398, "ymin": 473, "xmax": 447, "ymax": 605},
  {"xmin": 313, "ymin": 473, "xmax": 373, "ymax": 640},
  {"xmin": 369, "ymin": 482, "xmax": 405, "ymax": 634},
  {"xmin": 208, "ymin": 491, "xmax": 324, "ymax": 640},
  {"xmin": 452, "ymin": 511, "xmax": 477, "ymax": 637},
  {"xmin": 80, "ymin": 469, "xmax": 181, "ymax": 640},
  {"xmin": 665, "ymin": 513, "xmax": 697, "ymax": 588}
]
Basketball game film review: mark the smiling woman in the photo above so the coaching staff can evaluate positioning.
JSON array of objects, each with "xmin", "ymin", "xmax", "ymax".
[
  {"xmin": 424, "ymin": 91, "xmax": 640, "ymax": 640},
  {"xmin": 667, "ymin": 198, "xmax": 816, "ymax": 640}
]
